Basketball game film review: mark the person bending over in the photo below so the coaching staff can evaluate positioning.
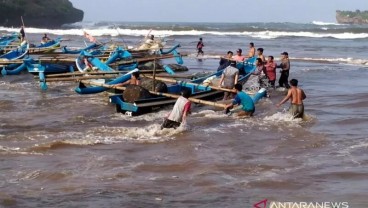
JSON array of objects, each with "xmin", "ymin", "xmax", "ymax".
[
  {"xmin": 161, "ymin": 88, "xmax": 192, "ymax": 129},
  {"xmin": 224, "ymin": 83, "xmax": 255, "ymax": 117}
]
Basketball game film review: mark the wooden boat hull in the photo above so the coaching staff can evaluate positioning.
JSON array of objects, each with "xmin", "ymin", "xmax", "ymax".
[{"xmin": 109, "ymin": 60, "xmax": 258, "ymax": 116}]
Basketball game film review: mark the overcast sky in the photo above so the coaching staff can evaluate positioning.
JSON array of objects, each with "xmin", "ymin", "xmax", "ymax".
[{"xmin": 70, "ymin": 0, "xmax": 367, "ymax": 23}]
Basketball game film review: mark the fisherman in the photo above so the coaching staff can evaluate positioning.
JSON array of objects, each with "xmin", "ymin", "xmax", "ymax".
[
  {"xmin": 81, "ymin": 56, "xmax": 94, "ymax": 72},
  {"xmin": 276, "ymin": 79, "xmax": 306, "ymax": 118},
  {"xmin": 247, "ymin": 42, "xmax": 256, "ymax": 58},
  {"xmin": 224, "ymin": 83, "xmax": 255, "ymax": 117},
  {"xmin": 232, "ymin": 48, "xmax": 246, "ymax": 62},
  {"xmin": 277, "ymin": 51, "xmax": 291, "ymax": 88},
  {"xmin": 256, "ymin": 48, "xmax": 266, "ymax": 63},
  {"xmin": 115, "ymin": 71, "xmax": 140, "ymax": 87},
  {"xmin": 264, "ymin": 56, "xmax": 277, "ymax": 88},
  {"xmin": 19, "ymin": 26, "xmax": 25, "ymax": 42},
  {"xmin": 196, "ymin": 37, "xmax": 204, "ymax": 57},
  {"xmin": 218, "ymin": 61, "xmax": 239, "ymax": 100},
  {"xmin": 41, "ymin": 33, "xmax": 51, "ymax": 44},
  {"xmin": 145, "ymin": 35, "xmax": 155, "ymax": 44},
  {"xmin": 217, "ymin": 51, "xmax": 233, "ymax": 71},
  {"xmin": 161, "ymin": 88, "xmax": 192, "ymax": 129}
]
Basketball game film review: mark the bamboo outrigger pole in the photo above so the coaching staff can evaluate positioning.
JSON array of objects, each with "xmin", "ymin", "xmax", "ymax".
[{"xmin": 81, "ymin": 80, "xmax": 227, "ymax": 108}]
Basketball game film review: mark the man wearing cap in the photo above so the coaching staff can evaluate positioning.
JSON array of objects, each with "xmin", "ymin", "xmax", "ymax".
[
  {"xmin": 232, "ymin": 49, "xmax": 246, "ymax": 62},
  {"xmin": 218, "ymin": 61, "xmax": 239, "ymax": 100},
  {"xmin": 277, "ymin": 52, "xmax": 290, "ymax": 88}
]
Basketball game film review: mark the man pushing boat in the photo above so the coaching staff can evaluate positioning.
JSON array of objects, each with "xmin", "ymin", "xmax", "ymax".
[{"xmin": 161, "ymin": 88, "xmax": 192, "ymax": 129}]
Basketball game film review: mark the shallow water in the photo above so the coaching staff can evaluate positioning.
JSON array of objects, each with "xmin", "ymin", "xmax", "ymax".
[{"xmin": 1, "ymin": 23, "xmax": 368, "ymax": 207}]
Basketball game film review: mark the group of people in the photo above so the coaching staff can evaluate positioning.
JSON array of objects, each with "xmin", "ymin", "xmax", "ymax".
[{"xmin": 161, "ymin": 40, "xmax": 306, "ymax": 129}]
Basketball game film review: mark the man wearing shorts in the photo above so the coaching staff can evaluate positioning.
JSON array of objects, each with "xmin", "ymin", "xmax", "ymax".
[{"xmin": 276, "ymin": 79, "xmax": 306, "ymax": 118}]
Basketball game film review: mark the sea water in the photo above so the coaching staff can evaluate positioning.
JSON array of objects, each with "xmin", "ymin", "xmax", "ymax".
[{"xmin": 0, "ymin": 21, "xmax": 367, "ymax": 207}]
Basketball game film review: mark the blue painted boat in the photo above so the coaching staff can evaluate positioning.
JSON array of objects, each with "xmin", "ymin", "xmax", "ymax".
[
  {"xmin": 104, "ymin": 47, "xmax": 132, "ymax": 65},
  {"xmin": 1, "ymin": 63, "xmax": 27, "ymax": 76},
  {"xmin": 75, "ymin": 68, "xmax": 139, "ymax": 94},
  {"xmin": 0, "ymin": 41, "xmax": 29, "ymax": 60},
  {"xmin": 0, "ymin": 39, "xmax": 17, "ymax": 52},
  {"xmin": 109, "ymin": 57, "xmax": 260, "ymax": 116},
  {"xmin": 0, "ymin": 33, "xmax": 18, "ymax": 43},
  {"xmin": 23, "ymin": 58, "xmax": 75, "ymax": 90},
  {"xmin": 75, "ymin": 50, "xmax": 115, "ymax": 73},
  {"xmin": 62, "ymin": 43, "xmax": 103, "ymax": 54},
  {"xmin": 28, "ymin": 38, "xmax": 62, "ymax": 53}
]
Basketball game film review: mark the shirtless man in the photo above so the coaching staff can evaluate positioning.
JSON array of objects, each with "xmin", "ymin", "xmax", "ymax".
[
  {"xmin": 247, "ymin": 42, "xmax": 256, "ymax": 58},
  {"xmin": 276, "ymin": 79, "xmax": 306, "ymax": 118},
  {"xmin": 115, "ymin": 71, "xmax": 140, "ymax": 86}
]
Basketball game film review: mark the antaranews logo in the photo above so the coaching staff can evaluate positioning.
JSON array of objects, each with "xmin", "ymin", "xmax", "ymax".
[
  {"xmin": 253, "ymin": 199, "xmax": 268, "ymax": 208},
  {"xmin": 253, "ymin": 199, "xmax": 349, "ymax": 208}
]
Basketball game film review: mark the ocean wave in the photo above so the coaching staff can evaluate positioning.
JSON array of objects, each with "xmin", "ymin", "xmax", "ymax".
[
  {"xmin": 291, "ymin": 57, "xmax": 368, "ymax": 66},
  {"xmin": 311, "ymin": 21, "xmax": 344, "ymax": 26},
  {"xmin": 1, "ymin": 26, "xmax": 368, "ymax": 40}
]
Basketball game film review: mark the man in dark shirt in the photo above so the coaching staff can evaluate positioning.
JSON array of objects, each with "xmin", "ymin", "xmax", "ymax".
[{"xmin": 278, "ymin": 52, "xmax": 291, "ymax": 88}]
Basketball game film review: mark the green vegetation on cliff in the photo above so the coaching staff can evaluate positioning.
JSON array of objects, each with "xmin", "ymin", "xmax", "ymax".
[
  {"xmin": 336, "ymin": 10, "xmax": 368, "ymax": 24},
  {"xmin": 0, "ymin": 0, "xmax": 83, "ymax": 28}
]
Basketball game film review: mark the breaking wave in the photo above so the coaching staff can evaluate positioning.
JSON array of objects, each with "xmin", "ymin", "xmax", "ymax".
[
  {"xmin": 1, "ymin": 26, "xmax": 367, "ymax": 39},
  {"xmin": 311, "ymin": 21, "xmax": 344, "ymax": 26}
]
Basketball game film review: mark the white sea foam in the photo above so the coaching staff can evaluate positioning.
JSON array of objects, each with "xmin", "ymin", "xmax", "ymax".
[
  {"xmin": 263, "ymin": 112, "xmax": 303, "ymax": 127},
  {"xmin": 293, "ymin": 57, "xmax": 368, "ymax": 66},
  {"xmin": 1, "ymin": 26, "xmax": 367, "ymax": 39},
  {"xmin": 311, "ymin": 21, "xmax": 344, "ymax": 26}
]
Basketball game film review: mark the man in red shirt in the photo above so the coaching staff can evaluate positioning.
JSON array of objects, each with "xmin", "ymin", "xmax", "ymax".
[{"xmin": 264, "ymin": 56, "xmax": 277, "ymax": 88}]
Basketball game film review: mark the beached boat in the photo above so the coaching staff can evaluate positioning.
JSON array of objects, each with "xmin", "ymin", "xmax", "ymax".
[
  {"xmin": 75, "ymin": 50, "xmax": 116, "ymax": 73},
  {"xmin": 0, "ymin": 41, "xmax": 29, "ymax": 60},
  {"xmin": 62, "ymin": 42, "xmax": 103, "ymax": 54},
  {"xmin": 23, "ymin": 58, "xmax": 75, "ymax": 90},
  {"xmin": 28, "ymin": 38, "xmax": 62, "ymax": 54}
]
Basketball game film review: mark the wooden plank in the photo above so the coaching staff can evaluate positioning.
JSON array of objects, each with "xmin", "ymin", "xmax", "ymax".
[{"xmin": 144, "ymin": 75, "xmax": 236, "ymax": 93}]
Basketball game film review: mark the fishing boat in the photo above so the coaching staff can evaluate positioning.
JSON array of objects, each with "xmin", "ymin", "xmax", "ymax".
[
  {"xmin": 75, "ymin": 68, "xmax": 139, "ymax": 94},
  {"xmin": 0, "ymin": 41, "xmax": 29, "ymax": 60},
  {"xmin": 62, "ymin": 42, "xmax": 105, "ymax": 54},
  {"xmin": 108, "ymin": 57, "xmax": 260, "ymax": 116},
  {"xmin": 23, "ymin": 58, "xmax": 75, "ymax": 90},
  {"xmin": 75, "ymin": 50, "xmax": 116, "ymax": 73},
  {"xmin": 28, "ymin": 37, "xmax": 62, "ymax": 54}
]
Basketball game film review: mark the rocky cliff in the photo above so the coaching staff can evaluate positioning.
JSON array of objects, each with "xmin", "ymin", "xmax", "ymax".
[
  {"xmin": 336, "ymin": 10, "xmax": 368, "ymax": 24},
  {"xmin": 0, "ymin": 0, "xmax": 83, "ymax": 28}
]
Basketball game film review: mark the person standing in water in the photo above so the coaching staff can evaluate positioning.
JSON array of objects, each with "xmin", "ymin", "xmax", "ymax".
[
  {"xmin": 196, "ymin": 37, "xmax": 204, "ymax": 57},
  {"xmin": 277, "ymin": 51, "xmax": 291, "ymax": 88},
  {"xmin": 276, "ymin": 79, "xmax": 306, "ymax": 118},
  {"xmin": 161, "ymin": 88, "xmax": 192, "ymax": 129}
]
